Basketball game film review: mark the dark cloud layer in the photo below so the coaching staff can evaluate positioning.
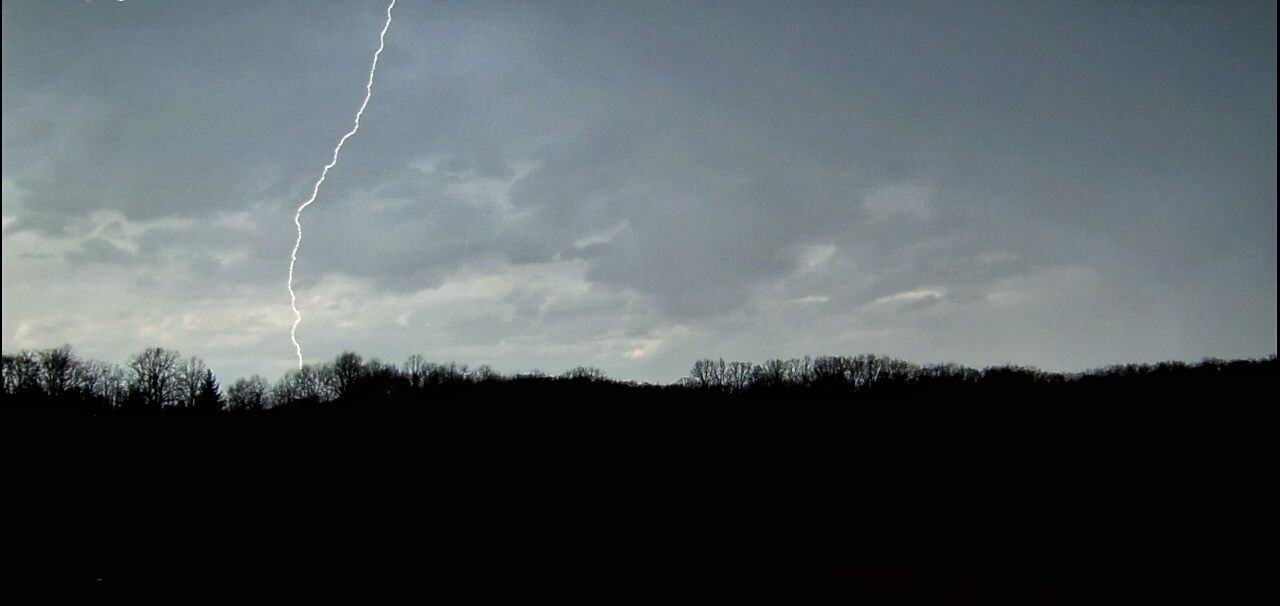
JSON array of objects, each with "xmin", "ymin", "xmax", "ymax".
[{"xmin": 3, "ymin": 0, "xmax": 1275, "ymax": 381}]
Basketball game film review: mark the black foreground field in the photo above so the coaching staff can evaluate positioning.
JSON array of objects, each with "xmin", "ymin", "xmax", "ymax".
[{"xmin": 3, "ymin": 353, "xmax": 1274, "ymax": 601}]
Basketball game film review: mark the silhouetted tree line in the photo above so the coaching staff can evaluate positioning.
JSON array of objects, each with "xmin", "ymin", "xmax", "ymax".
[
  {"xmin": 2, "ymin": 345, "xmax": 223, "ymax": 414},
  {"xmin": 2, "ymin": 345, "xmax": 1275, "ymax": 414},
  {"xmin": 678, "ymin": 353, "xmax": 1277, "ymax": 403}
]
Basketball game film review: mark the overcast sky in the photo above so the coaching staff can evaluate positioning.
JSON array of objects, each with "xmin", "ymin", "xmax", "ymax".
[{"xmin": 2, "ymin": 0, "xmax": 1275, "ymax": 383}]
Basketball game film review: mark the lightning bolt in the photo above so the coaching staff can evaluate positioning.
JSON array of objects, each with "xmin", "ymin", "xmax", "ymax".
[{"xmin": 288, "ymin": 0, "xmax": 396, "ymax": 368}]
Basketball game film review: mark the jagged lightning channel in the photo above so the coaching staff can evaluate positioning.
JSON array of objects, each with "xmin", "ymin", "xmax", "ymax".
[{"xmin": 288, "ymin": 0, "xmax": 396, "ymax": 369}]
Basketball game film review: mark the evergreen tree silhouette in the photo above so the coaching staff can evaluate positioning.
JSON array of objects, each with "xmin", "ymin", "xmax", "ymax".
[{"xmin": 194, "ymin": 369, "xmax": 224, "ymax": 413}]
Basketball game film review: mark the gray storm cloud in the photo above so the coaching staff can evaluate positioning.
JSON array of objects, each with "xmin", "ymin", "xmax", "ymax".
[{"xmin": 2, "ymin": 0, "xmax": 1275, "ymax": 383}]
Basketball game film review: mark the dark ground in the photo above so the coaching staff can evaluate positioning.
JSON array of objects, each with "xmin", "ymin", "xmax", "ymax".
[{"xmin": 4, "ymin": 391, "xmax": 1271, "ymax": 602}]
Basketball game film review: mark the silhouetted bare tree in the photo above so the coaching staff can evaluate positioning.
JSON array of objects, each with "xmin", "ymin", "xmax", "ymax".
[
  {"xmin": 178, "ymin": 356, "xmax": 209, "ymax": 409},
  {"xmin": 227, "ymin": 375, "xmax": 270, "ymax": 411},
  {"xmin": 36, "ymin": 345, "xmax": 81, "ymax": 398},
  {"xmin": 332, "ymin": 352, "xmax": 365, "ymax": 399},
  {"xmin": 127, "ymin": 347, "xmax": 183, "ymax": 409},
  {"xmin": 3, "ymin": 351, "xmax": 42, "ymax": 399},
  {"xmin": 403, "ymin": 354, "xmax": 428, "ymax": 389},
  {"xmin": 689, "ymin": 359, "xmax": 722, "ymax": 388}
]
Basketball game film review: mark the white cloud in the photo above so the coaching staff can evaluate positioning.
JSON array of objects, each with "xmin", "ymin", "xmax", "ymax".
[
  {"xmin": 873, "ymin": 288, "xmax": 946, "ymax": 305},
  {"xmin": 789, "ymin": 295, "xmax": 830, "ymax": 305}
]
